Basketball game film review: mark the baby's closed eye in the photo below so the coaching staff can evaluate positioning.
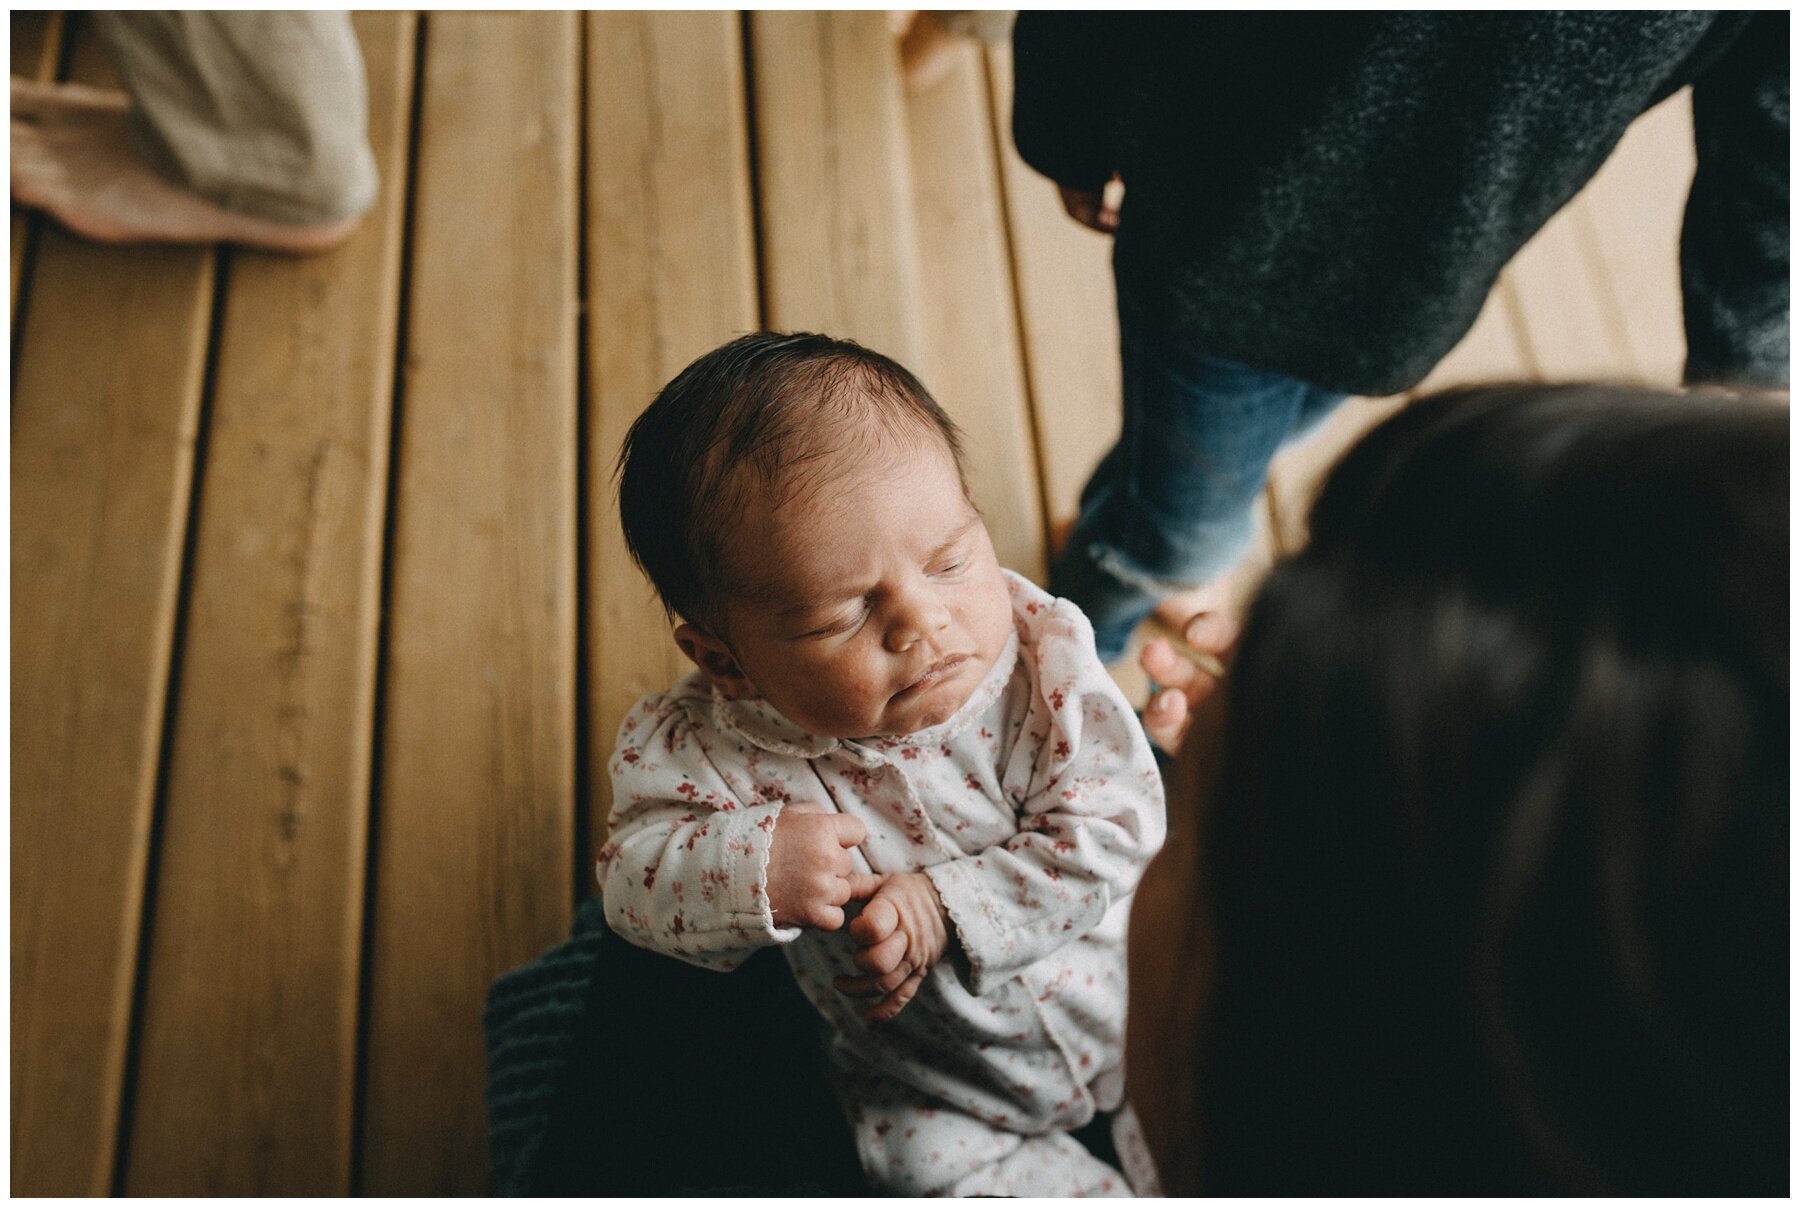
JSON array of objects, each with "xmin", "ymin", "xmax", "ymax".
[{"xmin": 797, "ymin": 599, "xmax": 871, "ymax": 641}]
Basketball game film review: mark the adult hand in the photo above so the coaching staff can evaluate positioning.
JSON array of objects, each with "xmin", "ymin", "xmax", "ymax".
[
  {"xmin": 834, "ymin": 871, "xmax": 949, "ymax": 1023},
  {"xmin": 765, "ymin": 802, "xmax": 878, "ymax": 931},
  {"xmin": 1140, "ymin": 609, "xmax": 1238, "ymax": 756},
  {"xmin": 1058, "ymin": 173, "xmax": 1123, "ymax": 233}
]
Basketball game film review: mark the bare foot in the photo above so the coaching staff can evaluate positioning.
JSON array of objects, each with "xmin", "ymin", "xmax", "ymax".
[
  {"xmin": 11, "ymin": 76, "xmax": 359, "ymax": 254},
  {"xmin": 1139, "ymin": 591, "xmax": 1238, "ymax": 756},
  {"xmin": 1150, "ymin": 580, "xmax": 1230, "ymax": 640}
]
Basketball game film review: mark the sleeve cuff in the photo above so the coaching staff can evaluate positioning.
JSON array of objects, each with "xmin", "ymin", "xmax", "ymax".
[
  {"xmin": 926, "ymin": 857, "xmax": 1014, "ymax": 997},
  {"xmin": 720, "ymin": 803, "xmax": 802, "ymax": 946}
]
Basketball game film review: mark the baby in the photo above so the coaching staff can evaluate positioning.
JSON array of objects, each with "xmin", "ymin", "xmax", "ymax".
[{"xmin": 597, "ymin": 331, "xmax": 1166, "ymax": 1197}]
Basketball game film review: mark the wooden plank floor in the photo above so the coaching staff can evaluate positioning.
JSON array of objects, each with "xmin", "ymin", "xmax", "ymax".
[
  {"xmin": 121, "ymin": 14, "xmax": 415, "ymax": 1194},
  {"xmin": 10, "ymin": 11, "xmax": 1699, "ymax": 1194}
]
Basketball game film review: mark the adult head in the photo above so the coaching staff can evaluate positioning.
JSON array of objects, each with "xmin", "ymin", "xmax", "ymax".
[{"xmin": 1137, "ymin": 383, "xmax": 1788, "ymax": 1194}]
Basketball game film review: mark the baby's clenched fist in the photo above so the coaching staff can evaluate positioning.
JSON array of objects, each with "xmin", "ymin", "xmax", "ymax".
[
  {"xmin": 835, "ymin": 871, "xmax": 950, "ymax": 1023},
  {"xmin": 765, "ymin": 802, "xmax": 878, "ymax": 931}
]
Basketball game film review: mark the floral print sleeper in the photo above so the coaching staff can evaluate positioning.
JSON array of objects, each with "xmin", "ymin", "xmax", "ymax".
[{"xmin": 598, "ymin": 571, "xmax": 1167, "ymax": 1196}]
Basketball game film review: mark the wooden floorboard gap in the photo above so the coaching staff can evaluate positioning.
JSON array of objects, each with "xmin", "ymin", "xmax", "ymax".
[
  {"xmin": 349, "ymin": 12, "xmax": 429, "ymax": 1195},
  {"xmin": 109, "ymin": 245, "xmax": 230, "ymax": 1195}
]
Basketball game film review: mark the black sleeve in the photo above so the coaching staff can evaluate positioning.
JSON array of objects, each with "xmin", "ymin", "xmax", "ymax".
[
  {"xmin": 1680, "ymin": 11, "xmax": 1790, "ymax": 388},
  {"xmin": 1010, "ymin": 13, "xmax": 1131, "ymax": 191}
]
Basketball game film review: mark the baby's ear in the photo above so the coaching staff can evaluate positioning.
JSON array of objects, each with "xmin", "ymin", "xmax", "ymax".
[{"xmin": 674, "ymin": 623, "xmax": 758, "ymax": 700}]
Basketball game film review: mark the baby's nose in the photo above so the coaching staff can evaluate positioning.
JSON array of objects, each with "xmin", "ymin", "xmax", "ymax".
[
  {"xmin": 884, "ymin": 597, "xmax": 951, "ymax": 652},
  {"xmin": 885, "ymin": 621, "xmax": 923, "ymax": 653}
]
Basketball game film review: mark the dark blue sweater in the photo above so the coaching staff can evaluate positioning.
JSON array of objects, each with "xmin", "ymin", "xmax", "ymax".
[{"xmin": 1013, "ymin": 12, "xmax": 1788, "ymax": 394}]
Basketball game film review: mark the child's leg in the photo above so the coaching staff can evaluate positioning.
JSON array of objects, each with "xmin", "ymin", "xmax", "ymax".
[
  {"xmin": 1049, "ymin": 289, "xmax": 1347, "ymax": 662},
  {"xmin": 848, "ymin": 1088, "xmax": 1134, "ymax": 1197}
]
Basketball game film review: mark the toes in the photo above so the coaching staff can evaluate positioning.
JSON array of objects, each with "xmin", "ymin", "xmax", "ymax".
[
  {"xmin": 10, "ymin": 77, "xmax": 132, "ymax": 120},
  {"xmin": 1147, "ymin": 688, "xmax": 1185, "ymax": 725},
  {"xmin": 11, "ymin": 74, "xmax": 54, "ymax": 116},
  {"xmin": 10, "ymin": 124, "xmax": 60, "ymax": 207},
  {"xmin": 1184, "ymin": 610, "xmax": 1238, "ymax": 652},
  {"xmin": 1143, "ymin": 689, "xmax": 1189, "ymax": 756},
  {"xmin": 1139, "ymin": 638, "xmax": 1197, "ymax": 692}
]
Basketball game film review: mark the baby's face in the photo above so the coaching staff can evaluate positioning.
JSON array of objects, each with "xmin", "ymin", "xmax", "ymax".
[{"xmin": 708, "ymin": 435, "xmax": 1015, "ymax": 738}]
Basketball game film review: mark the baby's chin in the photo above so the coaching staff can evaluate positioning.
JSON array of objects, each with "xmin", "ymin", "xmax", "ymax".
[{"xmin": 881, "ymin": 661, "xmax": 988, "ymax": 736}]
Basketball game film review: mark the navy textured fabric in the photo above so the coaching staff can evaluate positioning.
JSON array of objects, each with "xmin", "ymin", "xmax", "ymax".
[
  {"xmin": 1013, "ymin": 12, "xmax": 1788, "ymax": 394},
  {"xmin": 484, "ymin": 895, "xmax": 868, "ymax": 1196}
]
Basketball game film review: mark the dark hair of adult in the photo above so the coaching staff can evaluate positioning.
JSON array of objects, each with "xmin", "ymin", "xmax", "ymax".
[
  {"xmin": 1193, "ymin": 384, "xmax": 1788, "ymax": 1194},
  {"xmin": 615, "ymin": 331, "xmax": 966, "ymax": 632}
]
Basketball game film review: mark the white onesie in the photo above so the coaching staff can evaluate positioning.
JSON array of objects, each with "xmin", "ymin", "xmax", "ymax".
[{"xmin": 598, "ymin": 571, "xmax": 1166, "ymax": 1196}]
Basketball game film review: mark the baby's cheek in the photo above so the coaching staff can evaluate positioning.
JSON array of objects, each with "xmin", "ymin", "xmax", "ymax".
[
  {"xmin": 819, "ymin": 659, "xmax": 893, "ymax": 727},
  {"xmin": 851, "ymin": 667, "xmax": 893, "ymax": 708},
  {"xmin": 976, "ymin": 576, "xmax": 1015, "ymax": 650}
]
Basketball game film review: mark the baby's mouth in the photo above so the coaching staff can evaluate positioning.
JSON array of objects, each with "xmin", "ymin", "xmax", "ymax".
[{"xmin": 898, "ymin": 653, "xmax": 969, "ymax": 698}]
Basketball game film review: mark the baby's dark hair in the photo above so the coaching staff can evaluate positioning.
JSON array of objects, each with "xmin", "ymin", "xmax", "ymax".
[{"xmin": 616, "ymin": 331, "xmax": 966, "ymax": 630}]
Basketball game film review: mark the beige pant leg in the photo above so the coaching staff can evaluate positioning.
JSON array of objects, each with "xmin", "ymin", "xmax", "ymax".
[{"xmin": 91, "ymin": 11, "xmax": 377, "ymax": 225}]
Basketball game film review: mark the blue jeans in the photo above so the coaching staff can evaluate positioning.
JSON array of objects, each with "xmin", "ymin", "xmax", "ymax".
[{"xmin": 1050, "ymin": 293, "xmax": 1346, "ymax": 662}]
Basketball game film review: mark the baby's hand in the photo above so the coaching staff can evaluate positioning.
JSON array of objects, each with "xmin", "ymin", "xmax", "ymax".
[
  {"xmin": 766, "ymin": 802, "xmax": 879, "ymax": 931},
  {"xmin": 834, "ymin": 871, "xmax": 948, "ymax": 1023}
]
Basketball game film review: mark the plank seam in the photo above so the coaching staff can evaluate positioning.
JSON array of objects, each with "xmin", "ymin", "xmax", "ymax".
[
  {"xmin": 572, "ymin": 10, "xmax": 594, "ymax": 907},
  {"xmin": 11, "ymin": 214, "xmax": 46, "ymax": 394},
  {"xmin": 1496, "ymin": 270, "xmax": 1545, "ymax": 382},
  {"xmin": 109, "ymin": 246, "xmax": 230, "ymax": 1196},
  {"xmin": 979, "ymin": 48, "xmax": 1058, "ymax": 556},
  {"xmin": 1569, "ymin": 198, "xmax": 1642, "ymax": 382},
  {"xmin": 349, "ymin": 11, "xmax": 430, "ymax": 1194},
  {"xmin": 53, "ymin": 12, "xmax": 79, "ymax": 77},
  {"xmin": 739, "ymin": 11, "xmax": 770, "ymax": 329}
]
